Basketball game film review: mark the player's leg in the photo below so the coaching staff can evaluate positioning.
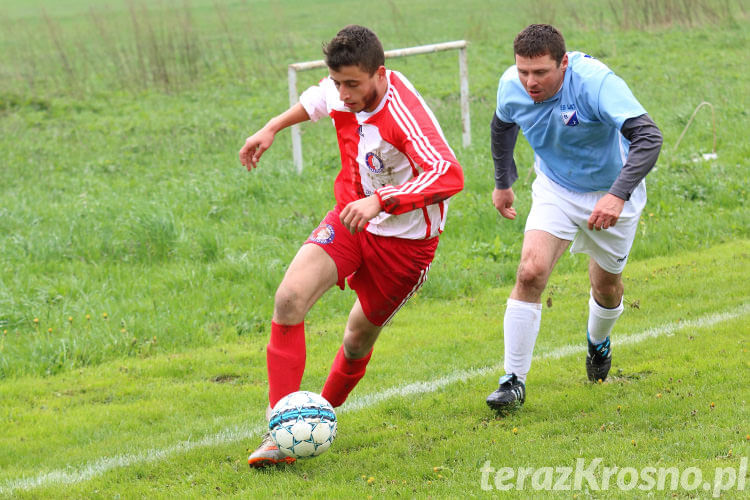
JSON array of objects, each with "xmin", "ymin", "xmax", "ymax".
[
  {"xmin": 320, "ymin": 232, "xmax": 436, "ymax": 408},
  {"xmin": 585, "ymin": 259, "xmax": 624, "ymax": 382},
  {"xmin": 569, "ymin": 183, "xmax": 643, "ymax": 383},
  {"xmin": 267, "ymin": 243, "xmax": 339, "ymax": 406},
  {"xmin": 249, "ymin": 243, "xmax": 339, "ymax": 469},
  {"xmin": 487, "ymin": 230, "xmax": 570, "ymax": 410},
  {"xmin": 321, "ymin": 299, "xmax": 381, "ymax": 407},
  {"xmin": 506, "ymin": 230, "xmax": 570, "ymax": 381}
]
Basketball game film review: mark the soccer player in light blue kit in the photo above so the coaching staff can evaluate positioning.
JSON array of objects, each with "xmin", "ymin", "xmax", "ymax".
[{"xmin": 486, "ymin": 24, "xmax": 663, "ymax": 411}]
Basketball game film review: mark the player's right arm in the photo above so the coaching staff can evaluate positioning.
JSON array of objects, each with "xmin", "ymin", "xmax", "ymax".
[
  {"xmin": 239, "ymin": 102, "xmax": 310, "ymax": 170},
  {"xmin": 491, "ymin": 112, "xmax": 520, "ymax": 220}
]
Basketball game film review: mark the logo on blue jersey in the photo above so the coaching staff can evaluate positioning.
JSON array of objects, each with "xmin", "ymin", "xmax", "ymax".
[
  {"xmin": 365, "ymin": 151, "xmax": 385, "ymax": 173},
  {"xmin": 309, "ymin": 224, "xmax": 335, "ymax": 245},
  {"xmin": 561, "ymin": 110, "xmax": 579, "ymax": 126}
]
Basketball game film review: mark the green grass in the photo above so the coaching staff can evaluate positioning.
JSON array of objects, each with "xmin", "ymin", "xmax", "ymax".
[
  {"xmin": 1, "ymin": 0, "xmax": 749, "ymax": 497},
  {"xmin": 1, "ymin": 240, "xmax": 748, "ymax": 498}
]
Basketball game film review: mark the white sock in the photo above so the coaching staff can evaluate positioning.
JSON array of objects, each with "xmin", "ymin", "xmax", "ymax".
[
  {"xmin": 503, "ymin": 298, "xmax": 542, "ymax": 383},
  {"xmin": 587, "ymin": 290, "xmax": 624, "ymax": 345}
]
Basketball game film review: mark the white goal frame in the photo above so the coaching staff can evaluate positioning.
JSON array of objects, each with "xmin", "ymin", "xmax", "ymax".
[{"xmin": 287, "ymin": 40, "xmax": 470, "ymax": 173}]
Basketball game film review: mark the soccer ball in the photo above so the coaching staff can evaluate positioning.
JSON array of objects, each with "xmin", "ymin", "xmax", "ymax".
[{"xmin": 269, "ymin": 391, "xmax": 337, "ymax": 458}]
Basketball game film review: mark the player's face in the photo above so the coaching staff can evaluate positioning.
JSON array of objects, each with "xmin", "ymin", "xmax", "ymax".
[
  {"xmin": 515, "ymin": 53, "xmax": 568, "ymax": 103},
  {"xmin": 329, "ymin": 64, "xmax": 387, "ymax": 113}
]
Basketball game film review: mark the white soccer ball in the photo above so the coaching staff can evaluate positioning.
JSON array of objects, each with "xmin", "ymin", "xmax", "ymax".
[{"xmin": 269, "ymin": 391, "xmax": 337, "ymax": 458}]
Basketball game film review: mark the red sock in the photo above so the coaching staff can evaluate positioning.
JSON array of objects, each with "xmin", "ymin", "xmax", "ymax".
[
  {"xmin": 266, "ymin": 321, "xmax": 306, "ymax": 408},
  {"xmin": 321, "ymin": 345, "xmax": 373, "ymax": 407}
]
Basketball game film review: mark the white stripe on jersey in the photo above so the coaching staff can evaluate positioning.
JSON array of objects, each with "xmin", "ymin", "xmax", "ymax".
[
  {"xmin": 388, "ymin": 89, "xmax": 441, "ymax": 169},
  {"xmin": 390, "ymin": 84, "xmax": 445, "ymax": 163},
  {"xmin": 386, "ymin": 100, "xmax": 437, "ymax": 171},
  {"xmin": 380, "ymin": 83, "xmax": 453, "ymax": 200}
]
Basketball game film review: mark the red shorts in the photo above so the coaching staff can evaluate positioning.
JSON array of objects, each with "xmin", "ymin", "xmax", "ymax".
[{"xmin": 305, "ymin": 207, "xmax": 438, "ymax": 326}]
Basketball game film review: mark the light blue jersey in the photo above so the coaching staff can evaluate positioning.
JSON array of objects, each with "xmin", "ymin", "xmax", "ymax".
[{"xmin": 496, "ymin": 51, "xmax": 646, "ymax": 193}]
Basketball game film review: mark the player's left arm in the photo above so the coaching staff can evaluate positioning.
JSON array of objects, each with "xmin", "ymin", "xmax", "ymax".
[
  {"xmin": 588, "ymin": 114, "xmax": 663, "ymax": 230},
  {"xmin": 588, "ymin": 73, "xmax": 663, "ymax": 231}
]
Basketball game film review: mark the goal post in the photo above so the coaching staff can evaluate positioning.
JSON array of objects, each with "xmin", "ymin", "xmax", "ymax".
[{"xmin": 287, "ymin": 40, "xmax": 470, "ymax": 173}]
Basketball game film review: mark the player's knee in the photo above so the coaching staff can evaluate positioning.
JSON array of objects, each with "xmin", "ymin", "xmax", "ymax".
[
  {"xmin": 592, "ymin": 282, "xmax": 623, "ymax": 306},
  {"xmin": 342, "ymin": 338, "xmax": 371, "ymax": 359},
  {"xmin": 515, "ymin": 260, "xmax": 548, "ymax": 292},
  {"xmin": 273, "ymin": 285, "xmax": 307, "ymax": 323},
  {"xmin": 343, "ymin": 328, "xmax": 378, "ymax": 359}
]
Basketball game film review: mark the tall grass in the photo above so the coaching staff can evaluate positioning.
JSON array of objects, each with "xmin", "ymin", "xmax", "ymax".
[
  {"xmin": 529, "ymin": 0, "xmax": 748, "ymax": 29},
  {"xmin": 0, "ymin": 0, "xmax": 291, "ymax": 95},
  {"xmin": 1, "ymin": 0, "xmax": 746, "ymax": 95}
]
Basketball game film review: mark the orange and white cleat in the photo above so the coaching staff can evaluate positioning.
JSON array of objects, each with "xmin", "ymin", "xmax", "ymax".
[{"xmin": 248, "ymin": 432, "xmax": 296, "ymax": 469}]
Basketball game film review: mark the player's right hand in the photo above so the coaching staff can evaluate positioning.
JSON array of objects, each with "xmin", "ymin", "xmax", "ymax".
[
  {"xmin": 492, "ymin": 187, "xmax": 517, "ymax": 220},
  {"xmin": 239, "ymin": 129, "xmax": 275, "ymax": 170}
]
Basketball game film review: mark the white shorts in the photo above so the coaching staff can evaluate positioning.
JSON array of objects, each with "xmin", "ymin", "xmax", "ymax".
[{"xmin": 525, "ymin": 170, "xmax": 647, "ymax": 274}]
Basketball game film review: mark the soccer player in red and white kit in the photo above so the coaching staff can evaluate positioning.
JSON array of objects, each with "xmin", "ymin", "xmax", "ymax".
[{"xmin": 240, "ymin": 25, "xmax": 463, "ymax": 468}]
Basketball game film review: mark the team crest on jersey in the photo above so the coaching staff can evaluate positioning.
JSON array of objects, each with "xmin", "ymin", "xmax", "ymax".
[
  {"xmin": 309, "ymin": 224, "xmax": 335, "ymax": 244},
  {"xmin": 561, "ymin": 109, "xmax": 579, "ymax": 126},
  {"xmin": 365, "ymin": 151, "xmax": 385, "ymax": 173},
  {"xmin": 357, "ymin": 125, "xmax": 364, "ymax": 137}
]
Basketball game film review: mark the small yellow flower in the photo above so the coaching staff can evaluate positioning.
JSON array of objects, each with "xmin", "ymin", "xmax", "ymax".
[
  {"xmin": 656, "ymin": 393, "xmax": 662, "ymax": 398},
  {"xmin": 632, "ymin": 440, "xmax": 636, "ymax": 446},
  {"xmin": 617, "ymin": 405, "xmax": 622, "ymax": 411},
  {"xmin": 512, "ymin": 427, "xmax": 518, "ymax": 434},
  {"xmin": 367, "ymin": 476, "xmax": 375, "ymax": 485},
  {"xmin": 86, "ymin": 314, "xmax": 91, "ymax": 320},
  {"xmin": 33, "ymin": 318, "xmax": 39, "ymax": 324},
  {"xmin": 710, "ymin": 402, "xmax": 715, "ymax": 408},
  {"xmin": 121, "ymin": 328, "xmax": 127, "ymax": 333},
  {"xmin": 102, "ymin": 313, "xmax": 108, "ymax": 319},
  {"xmin": 47, "ymin": 328, "xmax": 53, "ymax": 333},
  {"xmin": 68, "ymin": 316, "xmax": 73, "ymax": 323}
]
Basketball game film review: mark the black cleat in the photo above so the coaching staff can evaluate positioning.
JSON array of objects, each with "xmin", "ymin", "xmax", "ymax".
[
  {"xmin": 486, "ymin": 373, "xmax": 525, "ymax": 411},
  {"xmin": 586, "ymin": 335, "xmax": 612, "ymax": 382}
]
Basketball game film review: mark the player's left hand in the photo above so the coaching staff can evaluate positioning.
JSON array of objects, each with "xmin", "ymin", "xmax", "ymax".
[
  {"xmin": 588, "ymin": 193, "xmax": 625, "ymax": 231},
  {"xmin": 340, "ymin": 195, "xmax": 382, "ymax": 234}
]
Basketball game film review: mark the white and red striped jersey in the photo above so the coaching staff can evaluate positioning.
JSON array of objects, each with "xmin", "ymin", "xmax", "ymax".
[{"xmin": 299, "ymin": 70, "xmax": 463, "ymax": 240}]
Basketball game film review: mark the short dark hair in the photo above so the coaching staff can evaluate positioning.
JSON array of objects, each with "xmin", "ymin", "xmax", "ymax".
[
  {"xmin": 513, "ymin": 24, "xmax": 566, "ymax": 65},
  {"xmin": 323, "ymin": 25, "xmax": 385, "ymax": 75}
]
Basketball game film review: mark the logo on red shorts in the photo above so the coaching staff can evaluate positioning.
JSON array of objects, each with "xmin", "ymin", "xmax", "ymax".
[{"xmin": 309, "ymin": 224, "xmax": 335, "ymax": 244}]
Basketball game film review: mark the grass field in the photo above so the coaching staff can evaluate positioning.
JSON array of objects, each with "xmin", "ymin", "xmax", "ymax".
[{"xmin": 1, "ymin": 0, "xmax": 749, "ymax": 497}]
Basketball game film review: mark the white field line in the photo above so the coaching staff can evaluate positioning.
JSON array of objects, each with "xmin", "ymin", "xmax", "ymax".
[{"xmin": 2, "ymin": 303, "xmax": 747, "ymax": 496}]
